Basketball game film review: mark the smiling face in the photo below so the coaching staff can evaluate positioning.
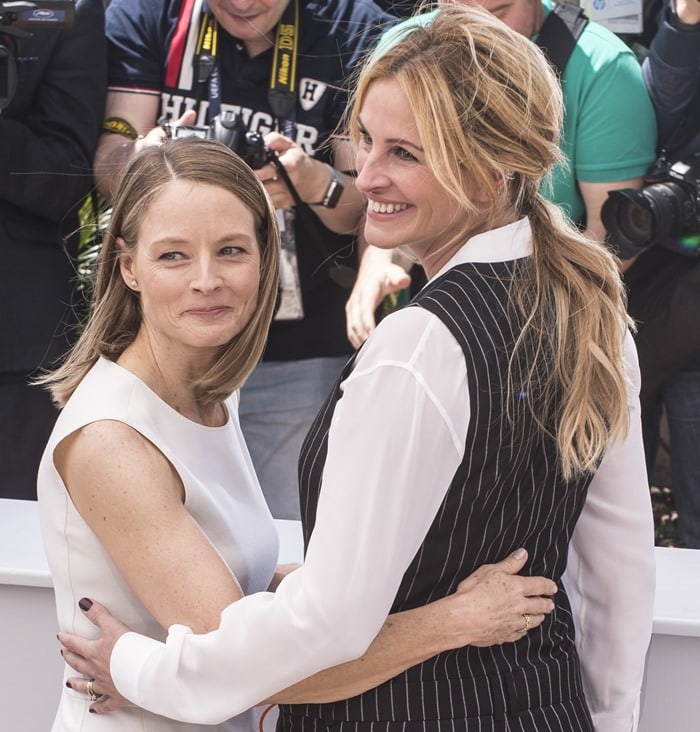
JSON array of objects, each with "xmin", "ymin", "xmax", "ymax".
[
  {"xmin": 354, "ymin": 78, "xmax": 481, "ymax": 278},
  {"xmin": 120, "ymin": 179, "xmax": 261, "ymax": 361},
  {"xmin": 207, "ymin": 0, "xmax": 290, "ymax": 56}
]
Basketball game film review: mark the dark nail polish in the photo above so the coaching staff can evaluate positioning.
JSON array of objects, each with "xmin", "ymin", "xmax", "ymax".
[
  {"xmin": 79, "ymin": 597, "xmax": 93, "ymax": 611},
  {"xmin": 66, "ymin": 681, "xmax": 72, "ymax": 689},
  {"xmin": 89, "ymin": 709, "xmax": 96, "ymax": 714}
]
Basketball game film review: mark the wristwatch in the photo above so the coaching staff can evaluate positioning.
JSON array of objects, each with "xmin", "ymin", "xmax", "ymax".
[{"xmin": 320, "ymin": 165, "xmax": 344, "ymax": 208}]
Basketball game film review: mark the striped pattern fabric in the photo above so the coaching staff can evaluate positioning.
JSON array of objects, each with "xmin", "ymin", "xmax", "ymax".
[
  {"xmin": 164, "ymin": 0, "xmax": 203, "ymax": 91},
  {"xmin": 280, "ymin": 261, "xmax": 596, "ymax": 731}
]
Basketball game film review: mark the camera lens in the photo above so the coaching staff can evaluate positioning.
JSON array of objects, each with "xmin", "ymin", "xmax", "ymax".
[
  {"xmin": 616, "ymin": 197, "xmax": 654, "ymax": 243},
  {"xmin": 602, "ymin": 181, "xmax": 695, "ymax": 257},
  {"xmin": 642, "ymin": 181, "xmax": 693, "ymax": 241},
  {"xmin": 602, "ymin": 189, "xmax": 655, "ymax": 257}
]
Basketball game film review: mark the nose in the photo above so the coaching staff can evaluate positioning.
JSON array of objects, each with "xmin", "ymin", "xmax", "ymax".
[
  {"xmin": 191, "ymin": 255, "xmax": 224, "ymax": 294},
  {"xmin": 355, "ymin": 148, "xmax": 388, "ymax": 197}
]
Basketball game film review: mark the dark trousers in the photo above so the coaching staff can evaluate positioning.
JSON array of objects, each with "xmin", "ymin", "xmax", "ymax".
[{"xmin": 0, "ymin": 373, "xmax": 59, "ymax": 500}]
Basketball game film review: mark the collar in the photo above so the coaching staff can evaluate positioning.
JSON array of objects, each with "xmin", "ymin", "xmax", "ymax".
[{"xmin": 431, "ymin": 218, "xmax": 533, "ymax": 282}]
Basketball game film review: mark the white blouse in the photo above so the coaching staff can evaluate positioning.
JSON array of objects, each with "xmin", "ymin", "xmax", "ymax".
[{"xmin": 111, "ymin": 218, "xmax": 655, "ymax": 732}]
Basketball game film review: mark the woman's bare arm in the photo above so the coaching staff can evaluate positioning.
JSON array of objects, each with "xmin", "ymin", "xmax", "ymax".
[{"xmin": 55, "ymin": 420, "xmax": 244, "ymax": 634}]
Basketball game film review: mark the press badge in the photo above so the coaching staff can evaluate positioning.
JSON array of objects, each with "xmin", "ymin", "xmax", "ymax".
[{"xmin": 275, "ymin": 208, "xmax": 304, "ymax": 320}]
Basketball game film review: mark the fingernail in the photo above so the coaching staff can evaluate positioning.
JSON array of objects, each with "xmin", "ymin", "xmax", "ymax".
[
  {"xmin": 512, "ymin": 548, "xmax": 526, "ymax": 560},
  {"xmin": 79, "ymin": 597, "xmax": 93, "ymax": 611},
  {"xmin": 66, "ymin": 682, "xmax": 72, "ymax": 689},
  {"xmin": 89, "ymin": 709, "xmax": 96, "ymax": 714}
]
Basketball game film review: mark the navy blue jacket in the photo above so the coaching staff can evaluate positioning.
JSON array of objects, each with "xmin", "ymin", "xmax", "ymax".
[{"xmin": 0, "ymin": 0, "xmax": 106, "ymax": 372}]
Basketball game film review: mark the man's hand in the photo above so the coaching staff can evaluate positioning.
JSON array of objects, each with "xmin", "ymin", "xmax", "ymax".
[
  {"xmin": 256, "ymin": 131, "xmax": 329, "ymax": 210},
  {"xmin": 346, "ymin": 246, "xmax": 411, "ymax": 348},
  {"xmin": 59, "ymin": 598, "xmax": 132, "ymax": 714},
  {"xmin": 256, "ymin": 132, "xmax": 365, "ymax": 234}
]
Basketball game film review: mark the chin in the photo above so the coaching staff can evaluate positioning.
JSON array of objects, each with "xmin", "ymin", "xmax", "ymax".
[{"xmin": 364, "ymin": 230, "xmax": 401, "ymax": 252}]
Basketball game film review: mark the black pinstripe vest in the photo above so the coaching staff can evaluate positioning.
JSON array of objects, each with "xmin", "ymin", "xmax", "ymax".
[{"xmin": 280, "ymin": 261, "xmax": 595, "ymax": 732}]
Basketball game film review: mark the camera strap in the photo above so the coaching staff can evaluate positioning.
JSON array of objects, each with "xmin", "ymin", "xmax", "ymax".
[
  {"xmin": 535, "ymin": 2, "xmax": 588, "ymax": 78},
  {"xmin": 193, "ymin": 9, "xmax": 221, "ymax": 120},
  {"xmin": 269, "ymin": 0, "xmax": 299, "ymax": 136}
]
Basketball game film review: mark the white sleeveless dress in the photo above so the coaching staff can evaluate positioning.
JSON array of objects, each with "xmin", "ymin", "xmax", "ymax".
[{"xmin": 38, "ymin": 357, "xmax": 279, "ymax": 731}]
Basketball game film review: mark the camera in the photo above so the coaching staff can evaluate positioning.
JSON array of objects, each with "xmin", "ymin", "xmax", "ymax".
[
  {"xmin": 602, "ymin": 152, "xmax": 700, "ymax": 258},
  {"xmin": 0, "ymin": 1, "xmax": 75, "ymax": 109},
  {"xmin": 171, "ymin": 113, "xmax": 273, "ymax": 170}
]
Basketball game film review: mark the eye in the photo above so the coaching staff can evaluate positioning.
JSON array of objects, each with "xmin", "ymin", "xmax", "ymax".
[
  {"xmin": 159, "ymin": 251, "xmax": 183, "ymax": 261},
  {"xmin": 220, "ymin": 245, "xmax": 245, "ymax": 256},
  {"xmin": 357, "ymin": 128, "xmax": 372, "ymax": 149},
  {"xmin": 392, "ymin": 145, "xmax": 419, "ymax": 163}
]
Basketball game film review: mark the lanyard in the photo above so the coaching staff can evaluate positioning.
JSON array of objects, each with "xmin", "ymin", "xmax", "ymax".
[
  {"xmin": 194, "ymin": 10, "xmax": 221, "ymax": 120},
  {"xmin": 194, "ymin": 0, "xmax": 299, "ymax": 134},
  {"xmin": 269, "ymin": 0, "xmax": 299, "ymax": 136}
]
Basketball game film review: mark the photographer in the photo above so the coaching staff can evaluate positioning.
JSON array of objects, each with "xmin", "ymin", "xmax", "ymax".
[
  {"xmin": 0, "ymin": 0, "xmax": 106, "ymax": 500},
  {"xmin": 623, "ymin": 0, "xmax": 700, "ymax": 547},
  {"xmin": 93, "ymin": 0, "xmax": 396, "ymax": 520}
]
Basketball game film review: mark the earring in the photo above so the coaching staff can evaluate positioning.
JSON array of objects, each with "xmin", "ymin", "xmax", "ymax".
[{"xmin": 131, "ymin": 280, "xmax": 138, "ymax": 288}]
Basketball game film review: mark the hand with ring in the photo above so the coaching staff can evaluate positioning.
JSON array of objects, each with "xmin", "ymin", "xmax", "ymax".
[
  {"xmin": 60, "ymin": 598, "xmax": 133, "ymax": 713},
  {"xmin": 85, "ymin": 678, "xmax": 100, "ymax": 701},
  {"xmin": 432, "ymin": 548, "xmax": 557, "ymax": 648}
]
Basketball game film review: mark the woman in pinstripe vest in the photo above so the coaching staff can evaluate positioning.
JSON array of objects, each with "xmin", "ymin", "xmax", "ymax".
[
  {"xmin": 59, "ymin": 5, "xmax": 654, "ymax": 731},
  {"xmin": 276, "ymin": 5, "xmax": 654, "ymax": 730}
]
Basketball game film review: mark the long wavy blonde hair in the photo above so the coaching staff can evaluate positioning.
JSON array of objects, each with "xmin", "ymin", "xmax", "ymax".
[
  {"xmin": 349, "ymin": 3, "xmax": 632, "ymax": 478},
  {"xmin": 39, "ymin": 138, "xmax": 280, "ymax": 408}
]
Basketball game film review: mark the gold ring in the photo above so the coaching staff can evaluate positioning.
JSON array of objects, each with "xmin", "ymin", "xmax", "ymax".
[
  {"xmin": 86, "ymin": 679, "xmax": 99, "ymax": 701},
  {"xmin": 519, "ymin": 613, "xmax": 531, "ymax": 634}
]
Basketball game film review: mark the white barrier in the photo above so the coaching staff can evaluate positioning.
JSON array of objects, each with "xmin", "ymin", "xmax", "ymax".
[{"xmin": 1, "ymin": 498, "xmax": 698, "ymax": 731}]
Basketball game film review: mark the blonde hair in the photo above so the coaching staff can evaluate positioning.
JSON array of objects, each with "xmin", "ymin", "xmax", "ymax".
[
  {"xmin": 349, "ymin": 4, "xmax": 632, "ymax": 478},
  {"xmin": 40, "ymin": 137, "xmax": 280, "ymax": 408}
]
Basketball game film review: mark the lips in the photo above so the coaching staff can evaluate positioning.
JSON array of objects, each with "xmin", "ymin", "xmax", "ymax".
[{"xmin": 186, "ymin": 306, "xmax": 232, "ymax": 317}]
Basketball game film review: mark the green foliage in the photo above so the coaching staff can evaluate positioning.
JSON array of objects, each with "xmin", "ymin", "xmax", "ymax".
[{"xmin": 76, "ymin": 191, "xmax": 112, "ymax": 302}]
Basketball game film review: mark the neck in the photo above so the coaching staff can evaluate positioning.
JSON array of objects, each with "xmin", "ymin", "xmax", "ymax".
[{"xmin": 118, "ymin": 335, "xmax": 224, "ymax": 427}]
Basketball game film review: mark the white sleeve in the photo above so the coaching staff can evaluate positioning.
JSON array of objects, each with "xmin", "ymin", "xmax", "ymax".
[
  {"xmin": 111, "ymin": 308, "xmax": 470, "ymax": 724},
  {"xmin": 563, "ymin": 331, "xmax": 656, "ymax": 732}
]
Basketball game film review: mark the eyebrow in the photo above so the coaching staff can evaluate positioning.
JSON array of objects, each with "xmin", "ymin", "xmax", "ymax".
[{"xmin": 357, "ymin": 116, "xmax": 424, "ymax": 154}]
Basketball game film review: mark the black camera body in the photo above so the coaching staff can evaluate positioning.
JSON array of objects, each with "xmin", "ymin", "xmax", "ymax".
[
  {"xmin": 172, "ymin": 113, "xmax": 273, "ymax": 170},
  {"xmin": 0, "ymin": 0, "xmax": 75, "ymax": 109},
  {"xmin": 602, "ymin": 152, "xmax": 700, "ymax": 258}
]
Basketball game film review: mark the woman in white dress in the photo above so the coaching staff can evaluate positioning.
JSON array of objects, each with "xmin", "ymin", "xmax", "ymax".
[{"xmin": 38, "ymin": 137, "xmax": 558, "ymax": 731}]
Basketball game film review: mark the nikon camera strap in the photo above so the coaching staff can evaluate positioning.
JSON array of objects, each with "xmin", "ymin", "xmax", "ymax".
[
  {"xmin": 536, "ymin": 2, "xmax": 589, "ymax": 78},
  {"xmin": 269, "ymin": 0, "xmax": 299, "ymax": 132}
]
